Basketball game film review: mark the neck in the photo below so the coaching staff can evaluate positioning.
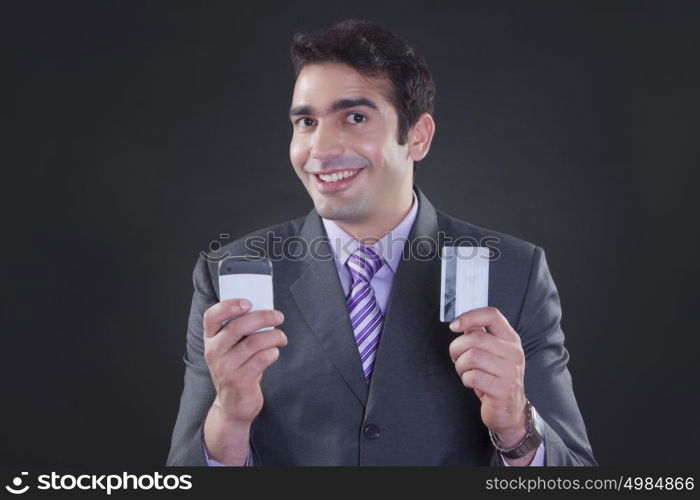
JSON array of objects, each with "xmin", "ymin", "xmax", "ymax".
[{"xmin": 335, "ymin": 188, "xmax": 414, "ymax": 244}]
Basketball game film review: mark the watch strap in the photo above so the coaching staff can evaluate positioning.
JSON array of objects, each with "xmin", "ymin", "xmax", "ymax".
[{"xmin": 489, "ymin": 400, "xmax": 544, "ymax": 459}]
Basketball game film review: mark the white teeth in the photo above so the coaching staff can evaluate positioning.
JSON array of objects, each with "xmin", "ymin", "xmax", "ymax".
[{"xmin": 318, "ymin": 170, "xmax": 359, "ymax": 183}]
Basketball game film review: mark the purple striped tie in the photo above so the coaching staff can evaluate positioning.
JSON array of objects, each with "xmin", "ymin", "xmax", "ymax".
[{"xmin": 346, "ymin": 245, "xmax": 385, "ymax": 382}]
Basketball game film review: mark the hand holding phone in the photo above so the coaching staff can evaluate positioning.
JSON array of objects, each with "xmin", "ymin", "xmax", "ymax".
[{"xmin": 203, "ymin": 258, "xmax": 286, "ymax": 446}]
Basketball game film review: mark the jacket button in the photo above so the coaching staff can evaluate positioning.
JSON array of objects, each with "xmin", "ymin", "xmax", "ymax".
[{"xmin": 363, "ymin": 424, "xmax": 380, "ymax": 440}]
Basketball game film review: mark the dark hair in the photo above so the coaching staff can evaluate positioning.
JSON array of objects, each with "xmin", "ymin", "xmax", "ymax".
[{"xmin": 290, "ymin": 19, "xmax": 435, "ymax": 172}]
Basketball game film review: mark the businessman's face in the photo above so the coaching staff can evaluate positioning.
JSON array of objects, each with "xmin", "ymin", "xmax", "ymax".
[{"xmin": 289, "ymin": 62, "xmax": 413, "ymax": 224}]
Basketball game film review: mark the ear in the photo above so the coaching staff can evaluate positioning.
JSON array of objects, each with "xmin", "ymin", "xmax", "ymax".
[{"xmin": 407, "ymin": 113, "xmax": 436, "ymax": 162}]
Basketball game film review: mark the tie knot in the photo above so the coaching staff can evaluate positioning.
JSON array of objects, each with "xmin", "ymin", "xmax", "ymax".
[{"xmin": 347, "ymin": 245, "xmax": 384, "ymax": 283}]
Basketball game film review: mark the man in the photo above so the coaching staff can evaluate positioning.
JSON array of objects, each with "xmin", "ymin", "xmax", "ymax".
[{"xmin": 166, "ymin": 19, "xmax": 596, "ymax": 466}]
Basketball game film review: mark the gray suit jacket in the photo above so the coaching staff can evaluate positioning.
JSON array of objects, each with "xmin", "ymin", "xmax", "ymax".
[{"xmin": 166, "ymin": 185, "xmax": 596, "ymax": 466}]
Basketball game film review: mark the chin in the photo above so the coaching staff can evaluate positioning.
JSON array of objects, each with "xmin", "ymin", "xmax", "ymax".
[{"xmin": 314, "ymin": 197, "xmax": 366, "ymax": 222}]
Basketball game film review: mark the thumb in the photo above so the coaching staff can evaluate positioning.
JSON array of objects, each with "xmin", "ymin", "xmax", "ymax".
[{"xmin": 465, "ymin": 326, "xmax": 487, "ymax": 335}]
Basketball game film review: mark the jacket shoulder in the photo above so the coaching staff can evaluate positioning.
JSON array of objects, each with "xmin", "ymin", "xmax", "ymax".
[
  {"xmin": 435, "ymin": 209, "xmax": 539, "ymax": 257},
  {"xmin": 196, "ymin": 214, "xmax": 309, "ymax": 280}
]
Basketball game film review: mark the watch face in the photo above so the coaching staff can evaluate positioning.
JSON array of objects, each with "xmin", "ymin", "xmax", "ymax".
[
  {"xmin": 531, "ymin": 404, "xmax": 545, "ymax": 435},
  {"xmin": 525, "ymin": 403, "xmax": 534, "ymax": 433}
]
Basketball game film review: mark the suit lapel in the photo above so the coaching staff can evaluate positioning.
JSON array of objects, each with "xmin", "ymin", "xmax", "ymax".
[
  {"xmin": 365, "ymin": 186, "xmax": 443, "ymax": 407},
  {"xmin": 289, "ymin": 207, "xmax": 370, "ymax": 406},
  {"xmin": 289, "ymin": 185, "xmax": 443, "ymax": 409}
]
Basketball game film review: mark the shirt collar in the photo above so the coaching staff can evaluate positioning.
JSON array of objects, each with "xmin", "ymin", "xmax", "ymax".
[{"xmin": 321, "ymin": 188, "xmax": 419, "ymax": 274}]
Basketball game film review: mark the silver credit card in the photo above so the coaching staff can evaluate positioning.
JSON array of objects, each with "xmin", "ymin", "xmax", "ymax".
[{"xmin": 440, "ymin": 246, "xmax": 490, "ymax": 322}]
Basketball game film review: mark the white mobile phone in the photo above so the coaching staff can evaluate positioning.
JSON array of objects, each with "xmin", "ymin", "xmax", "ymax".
[{"xmin": 218, "ymin": 256, "xmax": 274, "ymax": 334}]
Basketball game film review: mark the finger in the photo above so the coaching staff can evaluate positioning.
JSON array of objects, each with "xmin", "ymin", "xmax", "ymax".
[
  {"xmin": 449, "ymin": 331, "xmax": 519, "ymax": 363},
  {"xmin": 203, "ymin": 299, "xmax": 252, "ymax": 338},
  {"xmin": 449, "ymin": 307, "xmax": 519, "ymax": 342},
  {"xmin": 227, "ymin": 328, "xmax": 288, "ymax": 368},
  {"xmin": 467, "ymin": 326, "xmax": 487, "ymax": 334},
  {"xmin": 454, "ymin": 347, "xmax": 504, "ymax": 379},
  {"xmin": 237, "ymin": 346, "xmax": 282, "ymax": 381},
  {"xmin": 461, "ymin": 369, "xmax": 506, "ymax": 398},
  {"xmin": 208, "ymin": 309, "xmax": 284, "ymax": 359}
]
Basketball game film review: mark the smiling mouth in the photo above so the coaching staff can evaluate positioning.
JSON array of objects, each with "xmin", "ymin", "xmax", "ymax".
[
  {"xmin": 311, "ymin": 168, "xmax": 364, "ymax": 194},
  {"xmin": 314, "ymin": 169, "xmax": 361, "ymax": 183}
]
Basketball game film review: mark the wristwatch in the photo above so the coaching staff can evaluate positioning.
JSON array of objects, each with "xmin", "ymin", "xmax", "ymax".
[{"xmin": 489, "ymin": 400, "xmax": 544, "ymax": 459}]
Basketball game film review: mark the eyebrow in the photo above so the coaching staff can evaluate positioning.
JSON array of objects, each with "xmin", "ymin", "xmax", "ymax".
[{"xmin": 289, "ymin": 97, "xmax": 379, "ymax": 118}]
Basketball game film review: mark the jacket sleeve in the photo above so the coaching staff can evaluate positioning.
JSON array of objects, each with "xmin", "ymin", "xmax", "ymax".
[
  {"xmin": 515, "ymin": 246, "xmax": 597, "ymax": 466},
  {"xmin": 166, "ymin": 255, "xmax": 218, "ymax": 466}
]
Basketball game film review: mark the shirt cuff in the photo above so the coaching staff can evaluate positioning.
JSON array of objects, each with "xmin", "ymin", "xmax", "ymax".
[
  {"xmin": 501, "ymin": 440, "xmax": 546, "ymax": 466},
  {"xmin": 202, "ymin": 438, "xmax": 254, "ymax": 466}
]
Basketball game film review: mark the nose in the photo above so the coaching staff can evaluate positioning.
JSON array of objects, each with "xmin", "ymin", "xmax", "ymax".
[{"xmin": 310, "ymin": 120, "xmax": 343, "ymax": 161}]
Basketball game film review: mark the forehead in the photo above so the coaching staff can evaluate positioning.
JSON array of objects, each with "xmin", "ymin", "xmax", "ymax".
[{"xmin": 291, "ymin": 62, "xmax": 393, "ymax": 109}]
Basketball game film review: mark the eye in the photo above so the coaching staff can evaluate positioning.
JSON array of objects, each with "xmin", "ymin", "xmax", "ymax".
[
  {"xmin": 294, "ymin": 117, "xmax": 315, "ymax": 128},
  {"xmin": 346, "ymin": 113, "xmax": 366, "ymax": 124}
]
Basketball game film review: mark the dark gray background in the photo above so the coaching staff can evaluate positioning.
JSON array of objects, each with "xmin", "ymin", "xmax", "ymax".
[{"xmin": 3, "ymin": 0, "xmax": 698, "ymax": 466}]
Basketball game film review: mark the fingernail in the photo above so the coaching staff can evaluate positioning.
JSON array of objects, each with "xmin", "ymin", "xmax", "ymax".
[
  {"xmin": 241, "ymin": 300, "xmax": 252, "ymax": 310},
  {"xmin": 449, "ymin": 320, "xmax": 458, "ymax": 331}
]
